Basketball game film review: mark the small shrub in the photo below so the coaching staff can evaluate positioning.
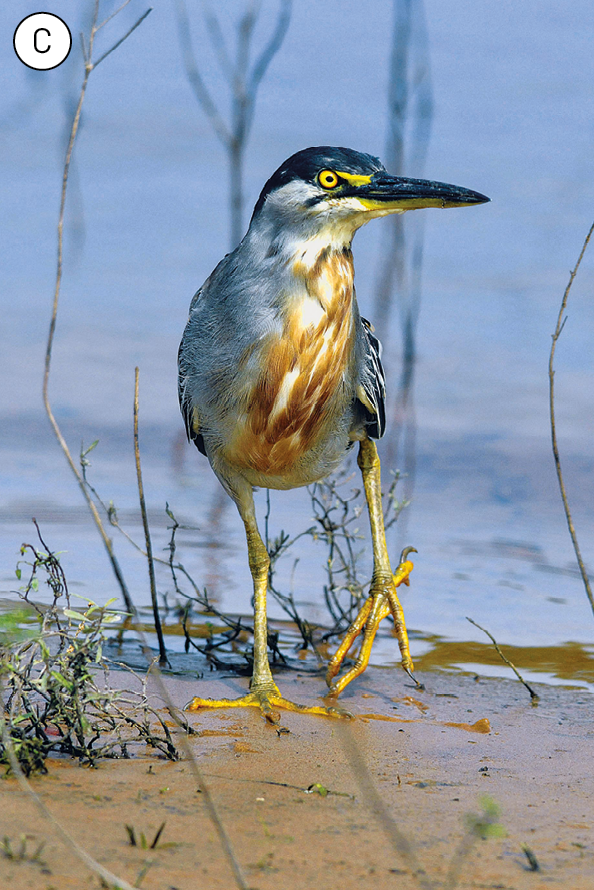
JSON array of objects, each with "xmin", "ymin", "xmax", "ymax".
[{"xmin": 0, "ymin": 525, "xmax": 181, "ymax": 775}]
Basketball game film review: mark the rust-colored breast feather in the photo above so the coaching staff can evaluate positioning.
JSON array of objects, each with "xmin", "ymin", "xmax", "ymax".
[{"xmin": 230, "ymin": 248, "xmax": 355, "ymax": 476}]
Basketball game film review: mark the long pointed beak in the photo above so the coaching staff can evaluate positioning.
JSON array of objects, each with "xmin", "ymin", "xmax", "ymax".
[{"xmin": 353, "ymin": 173, "xmax": 489, "ymax": 211}]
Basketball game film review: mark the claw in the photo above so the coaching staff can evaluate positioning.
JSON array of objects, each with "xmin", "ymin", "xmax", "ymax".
[
  {"xmin": 400, "ymin": 545, "xmax": 418, "ymax": 563},
  {"xmin": 404, "ymin": 666, "xmax": 424, "ymax": 690},
  {"xmin": 324, "ymin": 703, "xmax": 354, "ymax": 719},
  {"xmin": 327, "ymin": 549, "xmax": 417, "ymax": 695}
]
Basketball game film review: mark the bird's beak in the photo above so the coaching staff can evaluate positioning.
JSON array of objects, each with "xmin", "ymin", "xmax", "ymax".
[{"xmin": 347, "ymin": 172, "xmax": 490, "ymax": 212}]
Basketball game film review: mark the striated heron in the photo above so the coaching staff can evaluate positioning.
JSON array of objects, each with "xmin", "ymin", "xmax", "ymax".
[{"xmin": 178, "ymin": 146, "xmax": 488, "ymax": 721}]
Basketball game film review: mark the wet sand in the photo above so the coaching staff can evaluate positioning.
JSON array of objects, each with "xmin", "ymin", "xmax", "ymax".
[{"xmin": 1, "ymin": 667, "xmax": 593, "ymax": 889}]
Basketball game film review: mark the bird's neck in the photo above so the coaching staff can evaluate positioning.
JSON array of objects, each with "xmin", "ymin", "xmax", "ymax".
[
  {"xmin": 289, "ymin": 237, "xmax": 355, "ymax": 314},
  {"xmin": 272, "ymin": 240, "xmax": 356, "ymax": 373},
  {"xmin": 242, "ymin": 217, "xmax": 358, "ymax": 319},
  {"xmin": 288, "ymin": 229, "xmax": 355, "ymax": 315}
]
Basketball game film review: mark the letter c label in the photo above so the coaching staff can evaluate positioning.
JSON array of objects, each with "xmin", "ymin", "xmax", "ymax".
[{"xmin": 34, "ymin": 27, "xmax": 51, "ymax": 54}]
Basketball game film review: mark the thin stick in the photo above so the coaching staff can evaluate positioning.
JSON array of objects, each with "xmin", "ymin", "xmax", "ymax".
[
  {"xmin": 133, "ymin": 368, "xmax": 168, "ymax": 666},
  {"xmin": 77, "ymin": 610, "xmax": 249, "ymax": 886},
  {"xmin": 96, "ymin": 0, "xmax": 134, "ymax": 31},
  {"xmin": 36, "ymin": 7, "xmax": 247, "ymax": 887},
  {"xmin": 174, "ymin": 0, "xmax": 231, "ymax": 146},
  {"xmin": 249, "ymin": 0, "xmax": 292, "ymax": 93},
  {"xmin": 175, "ymin": 0, "xmax": 292, "ymax": 247},
  {"xmin": 548, "ymin": 221, "xmax": 594, "ymax": 617},
  {"xmin": 145, "ymin": 673, "xmax": 249, "ymax": 889},
  {"xmin": 466, "ymin": 617, "xmax": 539, "ymax": 702},
  {"xmin": 122, "ymin": 625, "xmax": 250, "ymax": 888},
  {"xmin": 93, "ymin": 7, "xmax": 152, "ymax": 68},
  {"xmin": 41, "ymin": 1, "xmax": 153, "ymax": 618},
  {"xmin": 131, "ymin": 383, "xmax": 248, "ymax": 886},
  {"xmin": 201, "ymin": 0, "xmax": 234, "ymax": 82},
  {"xmin": 336, "ymin": 720, "xmax": 433, "ymax": 890}
]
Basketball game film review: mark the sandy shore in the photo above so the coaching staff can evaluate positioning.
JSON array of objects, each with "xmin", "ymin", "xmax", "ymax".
[{"xmin": 1, "ymin": 666, "xmax": 593, "ymax": 889}]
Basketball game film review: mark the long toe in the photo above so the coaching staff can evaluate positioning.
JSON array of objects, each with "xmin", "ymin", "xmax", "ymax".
[{"xmin": 185, "ymin": 690, "xmax": 350, "ymax": 723}]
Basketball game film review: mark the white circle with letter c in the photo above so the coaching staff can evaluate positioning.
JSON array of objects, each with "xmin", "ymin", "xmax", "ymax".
[{"xmin": 14, "ymin": 13, "xmax": 72, "ymax": 70}]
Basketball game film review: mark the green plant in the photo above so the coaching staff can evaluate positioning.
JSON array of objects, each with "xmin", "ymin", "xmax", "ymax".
[
  {"xmin": 1, "ymin": 834, "xmax": 46, "ymax": 865},
  {"xmin": 125, "ymin": 822, "xmax": 166, "ymax": 850},
  {"xmin": 0, "ymin": 524, "xmax": 182, "ymax": 775},
  {"xmin": 443, "ymin": 796, "xmax": 505, "ymax": 890}
]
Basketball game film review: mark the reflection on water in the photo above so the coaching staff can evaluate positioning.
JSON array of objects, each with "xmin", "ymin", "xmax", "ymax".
[
  {"xmin": 3, "ymin": 594, "xmax": 593, "ymax": 693},
  {"xmin": 413, "ymin": 637, "xmax": 594, "ymax": 689},
  {"xmin": 1, "ymin": 415, "xmax": 593, "ymax": 691},
  {"xmin": 1, "ymin": 2, "xmax": 594, "ymax": 689}
]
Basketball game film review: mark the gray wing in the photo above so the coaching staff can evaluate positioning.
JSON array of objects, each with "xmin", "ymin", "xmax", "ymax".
[
  {"xmin": 357, "ymin": 317, "xmax": 386, "ymax": 439},
  {"xmin": 178, "ymin": 286, "xmax": 207, "ymax": 456}
]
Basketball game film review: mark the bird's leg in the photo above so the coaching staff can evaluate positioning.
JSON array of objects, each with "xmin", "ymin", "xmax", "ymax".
[
  {"xmin": 186, "ymin": 487, "xmax": 348, "ymax": 723},
  {"xmin": 246, "ymin": 519, "xmax": 277, "ymax": 694},
  {"xmin": 326, "ymin": 438, "xmax": 414, "ymax": 696},
  {"xmin": 356, "ymin": 438, "xmax": 414, "ymax": 672}
]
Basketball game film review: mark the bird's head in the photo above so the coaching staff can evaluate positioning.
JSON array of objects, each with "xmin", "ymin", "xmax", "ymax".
[{"xmin": 249, "ymin": 146, "xmax": 489, "ymax": 247}]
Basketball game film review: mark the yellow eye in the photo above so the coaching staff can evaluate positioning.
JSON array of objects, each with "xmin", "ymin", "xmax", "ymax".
[{"xmin": 318, "ymin": 169, "xmax": 339, "ymax": 189}]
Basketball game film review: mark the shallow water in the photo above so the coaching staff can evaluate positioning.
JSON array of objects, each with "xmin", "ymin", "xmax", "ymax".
[{"xmin": 1, "ymin": 1, "xmax": 593, "ymax": 683}]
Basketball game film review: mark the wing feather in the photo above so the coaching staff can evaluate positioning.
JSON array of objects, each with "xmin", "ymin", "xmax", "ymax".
[
  {"xmin": 178, "ymin": 287, "xmax": 207, "ymax": 456},
  {"xmin": 358, "ymin": 317, "xmax": 386, "ymax": 439}
]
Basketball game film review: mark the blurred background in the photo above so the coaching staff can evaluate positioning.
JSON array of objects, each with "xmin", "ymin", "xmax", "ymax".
[{"xmin": 1, "ymin": 0, "xmax": 593, "ymax": 685}]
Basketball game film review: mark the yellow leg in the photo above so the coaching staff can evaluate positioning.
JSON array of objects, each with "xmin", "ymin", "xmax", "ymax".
[
  {"xmin": 326, "ymin": 596, "xmax": 374, "ymax": 686},
  {"xmin": 187, "ymin": 487, "xmax": 349, "ymax": 723},
  {"xmin": 326, "ymin": 438, "xmax": 415, "ymax": 695},
  {"xmin": 326, "ymin": 595, "xmax": 391, "ymax": 695}
]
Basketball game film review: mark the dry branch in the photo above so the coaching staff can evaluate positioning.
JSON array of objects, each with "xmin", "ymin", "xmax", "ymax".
[
  {"xmin": 548, "ymin": 221, "xmax": 594, "ymax": 617},
  {"xmin": 37, "ymin": 5, "xmax": 249, "ymax": 886},
  {"xmin": 133, "ymin": 367, "xmax": 168, "ymax": 666},
  {"xmin": 374, "ymin": 0, "xmax": 433, "ymax": 501},
  {"xmin": 466, "ymin": 617, "xmax": 539, "ymax": 703},
  {"xmin": 174, "ymin": 0, "xmax": 292, "ymax": 247},
  {"xmin": 42, "ymin": 0, "xmax": 153, "ymax": 617}
]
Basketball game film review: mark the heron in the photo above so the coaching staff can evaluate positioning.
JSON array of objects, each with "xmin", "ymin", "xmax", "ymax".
[{"xmin": 178, "ymin": 146, "xmax": 488, "ymax": 721}]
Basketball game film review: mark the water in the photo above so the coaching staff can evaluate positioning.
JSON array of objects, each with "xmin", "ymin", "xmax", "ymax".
[{"xmin": 1, "ymin": 1, "xmax": 593, "ymax": 684}]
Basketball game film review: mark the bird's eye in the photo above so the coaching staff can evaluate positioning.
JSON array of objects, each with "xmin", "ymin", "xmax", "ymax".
[{"xmin": 318, "ymin": 169, "xmax": 339, "ymax": 190}]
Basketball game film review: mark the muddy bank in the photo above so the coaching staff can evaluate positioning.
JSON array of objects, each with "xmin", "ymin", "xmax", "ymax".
[{"xmin": 1, "ymin": 668, "xmax": 593, "ymax": 889}]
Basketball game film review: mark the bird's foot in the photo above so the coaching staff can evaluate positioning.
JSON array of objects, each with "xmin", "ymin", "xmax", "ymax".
[
  {"xmin": 185, "ymin": 684, "xmax": 351, "ymax": 725},
  {"xmin": 326, "ymin": 548, "xmax": 416, "ymax": 696}
]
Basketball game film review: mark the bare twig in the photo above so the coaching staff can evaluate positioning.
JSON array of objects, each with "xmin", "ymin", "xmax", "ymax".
[
  {"xmin": 41, "ymin": 0, "xmax": 154, "ymax": 617},
  {"xmin": 174, "ymin": 0, "xmax": 231, "ymax": 145},
  {"xmin": 127, "ymin": 656, "xmax": 250, "ymax": 889},
  {"xmin": 373, "ymin": 0, "xmax": 433, "ymax": 530},
  {"xmin": 175, "ymin": 0, "xmax": 292, "ymax": 247},
  {"xmin": 548, "ymin": 221, "xmax": 594, "ymax": 618},
  {"xmin": 264, "ymin": 490, "xmax": 321, "ymax": 653},
  {"xmin": 466, "ymin": 617, "xmax": 539, "ymax": 703},
  {"xmin": 129, "ymin": 390, "xmax": 248, "ymax": 886},
  {"xmin": 164, "ymin": 504, "xmax": 255, "ymax": 652},
  {"xmin": 201, "ymin": 2, "xmax": 234, "ymax": 81},
  {"xmin": 37, "ymin": 7, "xmax": 248, "ymax": 885},
  {"xmin": 97, "ymin": 0, "xmax": 134, "ymax": 31},
  {"xmin": 374, "ymin": 0, "xmax": 433, "ymax": 342},
  {"xmin": 309, "ymin": 474, "xmax": 368, "ymax": 636},
  {"xmin": 133, "ymin": 368, "xmax": 168, "ymax": 666},
  {"xmin": 76, "ymin": 460, "xmax": 256, "ymax": 666},
  {"xmin": 93, "ymin": 7, "xmax": 152, "ymax": 68},
  {"xmin": 336, "ymin": 720, "xmax": 433, "ymax": 890},
  {"xmin": 247, "ymin": 0, "xmax": 292, "ymax": 104}
]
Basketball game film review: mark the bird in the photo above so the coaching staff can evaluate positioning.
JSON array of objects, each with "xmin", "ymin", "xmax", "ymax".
[{"xmin": 178, "ymin": 146, "xmax": 489, "ymax": 722}]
